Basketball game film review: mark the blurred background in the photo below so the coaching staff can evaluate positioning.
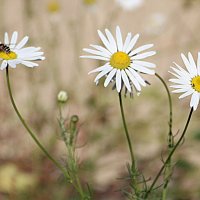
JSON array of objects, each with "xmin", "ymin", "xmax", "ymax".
[{"xmin": 0, "ymin": 0, "xmax": 200, "ymax": 199}]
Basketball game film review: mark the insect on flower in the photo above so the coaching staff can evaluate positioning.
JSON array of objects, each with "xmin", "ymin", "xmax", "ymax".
[
  {"xmin": 0, "ymin": 43, "xmax": 11, "ymax": 54},
  {"xmin": 0, "ymin": 31, "xmax": 45, "ymax": 70}
]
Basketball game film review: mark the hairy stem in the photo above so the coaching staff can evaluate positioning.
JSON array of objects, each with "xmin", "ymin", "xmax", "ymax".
[
  {"xmin": 144, "ymin": 107, "xmax": 193, "ymax": 199},
  {"xmin": 6, "ymin": 67, "xmax": 70, "ymax": 180},
  {"xmin": 155, "ymin": 73, "xmax": 173, "ymax": 200},
  {"xmin": 118, "ymin": 92, "xmax": 139, "ymax": 197}
]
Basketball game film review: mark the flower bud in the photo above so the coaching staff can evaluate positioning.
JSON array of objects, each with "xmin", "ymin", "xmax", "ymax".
[
  {"xmin": 57, "ymin": 91, "xmax": 68, "ymax": 103},
  {"xmin": 71, "ymin": 115, "xmax": 79, "ymax": 123}
]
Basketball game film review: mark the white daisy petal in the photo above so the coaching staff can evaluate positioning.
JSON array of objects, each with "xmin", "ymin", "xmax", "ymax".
[
  {"xmin": 18, "ymin": 52, "xmax": 44, "ymax": 59},
  {"xmin": 10, "ymin": 31, "xmax": 18, "ymax": 46},
  {"xmin": 83, "ymin": 48, "xmax": 110, "ymax": 58},
  {"xmin": 129, "ymin": 44, "xmax": 154, "ymax": 56},
  {"xmin": 125, "ymin": 34, "xmax": 140, "ymax": 53},
  {"xmin": 21, "ymin": 56, "xmax": 45, "ymax": 61},
  {"xmin": 128, "ymin": 67, "xmax": 146, "ymax": 86},
  {"xmin": 132, "ymin": 60, "xmax": 156, "ymax": 68},
  {"xmin": 17, "ymin": 47, "xmax": 41, "ymax": 54},
  {"xmin": 88, "ymin": 64, "xmax": 111, "ymax": 74},
  {"xmin": 172, "ymin": 88, "xmax": 191, "ymax": 93},
  {"xmin": 80, "ymin": 55, "xmax": 109, "ymax": 61},
  {"xmin": 116, "ymin": 69, "xmax": 122, "ymax": 92},
  {"xmin": 173, "ymin": 62, "xmax": 190, "ymax": 75},
  {"xmin": 94, "ymin": 67, "xmax": 112, "ymax": 83},
  {"xmin": 131, "ymin": 64, "xmax": 155, "ymax": 75},
  {"xmin": 132, "ymin": 51, "xmax": 156, "ymax": 59},
  {"xmin": 89, "ymin": 44, "xmax": 112, "ymax": 56},
  {"xmin": 169, "ymin": 78, "xmax": 190, "ymax": 85},
  {"xmin": 104, "ymin": 68, "xmax": 117, "ymax": 87},
  {"xmin": 15, "ymin": 36, "xmax": 29, "ymax": 49},
  {"xmin": 168, "ymin": 71, "xmax": 181, "ymax": 79},
  {"xmin": 97, "ymin": 30, "xmax": 114, "ymax": 53},
  {"xmin": 170, "ymin": 66, "xmax": 191, "ymax": 81},
  {"xmin": 105, "ymin": 29, "xmax": 117, "ymax": 52},
  {"xmin": 116, "ymin": 26, "xmax": 123, "ymax": 51},
  {"xmin": 188, "ymin": 52, "xmax": 197, "ymax": 75},
  {"xmin": 122, "ymin": 33, "xmax": 132, "ymax": 52},
  {"xmin": 125, "ymin": 68, "xmax": 141, "ymax": 91},
  {"xmin": 8, "ymin": 60, "xmax": 17, "ymax": 68},
  {"xmin": 181, "ymin": 53, "xmax": 195, "ymax": 76},
  {"xmin": 170, "ymin": 84, "xmax": 190, "ymax": 89},
  {"xmin": 121, "ymin": 70, "xmax": 131, "ymax": 92},
  {"xmin": 179, "ymin": 89, "xmax": 194, "ymax": 99},
  {"xmin": 1, "ymin": 60, "xmax": 8, "ymax": 70},
  {"xmin": 21, "ymin": 61, "xmax": 39, "ymax": 67},
  {"xmin": 4, "ymin": 32, "xmax": 9, "ymax": 44},
  {"xmin": 190, "ymin": 92, "xmax": 200, "ymax": 110}
]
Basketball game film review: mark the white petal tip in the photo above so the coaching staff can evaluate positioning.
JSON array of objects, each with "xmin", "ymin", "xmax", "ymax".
[
  {"xmin": 180, "ymin": 53, "xmax": 185, "ymax": 58},
  {"xmin": 192, "ymin": 106, "xmax": 197, "ymax": 111}
]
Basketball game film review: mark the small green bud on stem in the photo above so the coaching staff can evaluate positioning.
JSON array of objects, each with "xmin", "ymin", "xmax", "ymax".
[{"xmin": 57, "ymin": 91, "xmax": 68, "ymax": 103}]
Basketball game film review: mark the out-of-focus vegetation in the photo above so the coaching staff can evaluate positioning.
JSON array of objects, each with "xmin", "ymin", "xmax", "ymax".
[{"xmin": 0, "ymin": 0, "xmax": 200, "ymax": 199}]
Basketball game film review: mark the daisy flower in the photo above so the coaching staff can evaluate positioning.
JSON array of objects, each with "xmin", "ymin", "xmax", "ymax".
[
  {"xmin": 0, "ymin": 31, "xmax": 45, "ymax": 70},
  {"xmin": 81, "ymin": 26, "xmax": 156, "ymax": 93},
  {"xmin": 116, "ymin": 0, "xmax": 143, "ymax": 11},
  {"xmin": 169, "ymin": 52, "xmax": 200, "ymax": 111}
]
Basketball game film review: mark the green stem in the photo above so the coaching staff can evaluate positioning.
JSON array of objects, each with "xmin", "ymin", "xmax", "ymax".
[
  {"xmin": 155, "ymin": 73, "xmax": 173, "ymax": 147},
  {"xmin": 5, "ymin": 67, "xmax": 70, "ymax": 180},
  {"xmin": 59, "ymin": 106, "xmax": 89, "ymax": 199},
  {"xmin": 118, "ymin": 92, "xmax": 139, "ymax": 196},
  {"xmin": 118, "ymin": 92, "xmax": 136, "ymax": 168},
  {"xmin": 155, "ymin": 73, "xmax": 173, "ymax": 200},
  {"xmin": 144, "ymin": 107, "xmax": 193, "ymax": 199}
]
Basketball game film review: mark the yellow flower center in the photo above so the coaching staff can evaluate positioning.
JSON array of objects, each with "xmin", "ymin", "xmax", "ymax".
[
  {"xmin": 47, "ymin": 1, "xmax": 60, "ymax": 13},
  {"xmin": 110, "ymin": 51, "xmax": 130, "ymax": 70},
  {"xmin": 0, "ymin": 51, "xmax": 17, "ymax": 60},
  {"xmin": 83, "ymin": 0, "xmax": 96, "ymax": 5},
  {"xmin": 192, "ymin": 76, "xmax": 200, "ymax": 92}
]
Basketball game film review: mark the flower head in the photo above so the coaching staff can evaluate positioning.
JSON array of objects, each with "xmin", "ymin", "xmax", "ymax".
[
  {"xmin": 116, "ymin": 0, "xmax": 143, "ymax": 11},
  {"xmin": 81, "ymin": 26, "xmax": 156, "ymax": 94},
  {"xmin": 57, "ymin": 90, "xmax": 68, "ymax": 103},
  {"xmin": 0, "ymin": 31, "xmax": 45, "ymax": 70},
  {"xmin": 47, "ymin": 0, "xmax": 60, "ymax": 13},
  {"xmin": 169, "ymin": 52, "xmax": 200, "ymax": 110}
]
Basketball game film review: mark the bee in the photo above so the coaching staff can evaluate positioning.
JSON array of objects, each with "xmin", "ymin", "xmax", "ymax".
[{"xmin": 0, "ymin": 43, "xmax": 11, "ymax": 54}]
